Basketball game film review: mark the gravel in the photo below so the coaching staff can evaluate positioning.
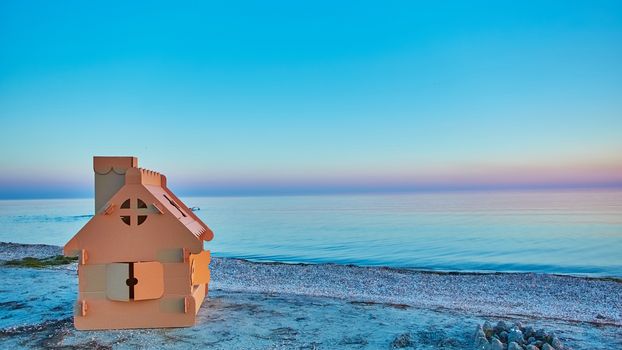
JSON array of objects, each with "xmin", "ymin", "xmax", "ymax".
[
  {"xmin": 210, "ymin": 257, "xmax": 622, "ymax": 326},
  {"xmin": 0, "ymin": 242, "xmax": 62, "ymax": 260},
  {"xmin": 2, "ymin": 242, "xmax": 620, "ymax": 327}
]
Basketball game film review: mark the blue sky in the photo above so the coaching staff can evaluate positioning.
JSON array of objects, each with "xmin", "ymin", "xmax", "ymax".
[{"xmin": 1, "ymin": 1, "xmax": 621, "ymax": 198}]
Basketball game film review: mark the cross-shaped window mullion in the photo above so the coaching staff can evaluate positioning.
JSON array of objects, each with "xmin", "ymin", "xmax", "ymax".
[
  {"xmin": 118, "ymin": 208, "xmax": 135, "ymax": 226},
  {"xmin": 119, "ymin": 198, "xmax": 149, "ymax": 226}
]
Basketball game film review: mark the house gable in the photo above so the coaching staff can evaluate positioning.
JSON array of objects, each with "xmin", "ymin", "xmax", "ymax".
[{"xmin": 65, "ymin": 172, "xmax": 209, "ymax": 264}]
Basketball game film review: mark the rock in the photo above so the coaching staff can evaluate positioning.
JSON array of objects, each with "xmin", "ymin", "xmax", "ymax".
[
  {"xmin": 551, "ymin": 336, "xmax": 564, "ymax": 349},
  {"xmin": 508, "ymin": 342, "xmax": 523, "ymax": 350},
  {"xmin": 523, "ymin": 326, "xmax": 535, "ymax": 339},
  {"xmin": 479, "ymin": 321, "xmax": 565, "ymax": 350},
  {"xmin": 483, "ymin": 321, "xmax": 494, "ymax": 338},
  {"xmin": 490, "ymin": 337, "xmax": 503, "ymax": 350},
  {"xmin": 474, "ymin": 325, "xmax": 486, "ymax": 340},
  {"xmin": 546, "ymin": 332, "xmax": 555, "ymax": 342},
  {"xmin": 474, "ymin": 336, "xmax": 490, "ymax": 350},
  {"xmin": 390, "ymin": 333, "xmax": 413, "ymax": 348},
  {"xmin": 495, "ymin": 321, "xmax": 509, "ymax": 333},
  {"xmin": 508, "ymin": 329, "xmax": 524, "ymax": 345},
  {"xmin": 499, "ymin": 331, "xmax": 509, "ymax": 342}
]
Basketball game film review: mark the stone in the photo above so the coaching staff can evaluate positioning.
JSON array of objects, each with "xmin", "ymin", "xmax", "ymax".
[
  {"xmin": 535, "ymin": 329, "xmax": 547, "ymax": 340},
  {"xmin": 513, "ymin": 321, "xmax": 524, "ymax": 331},
  {"xmin": 544, "ymin": 332, "xmax": 556, "ymax": 345},
  {"xmin": 523, "ymin": 326, "xmax": 535, "ymax": 339},
  {"xmin": 508, "ymin": 342, "xmax": 523, "ymax": 350},
  {"xmin": 495, "ymin": 321, "xmax": 509, "ymax": 333},
  {"xmin": 551, "ymin": 336, "xmax": 564, "ymax": 349},
  {"xmin": 483, "ymin": 321, "xmax": 494, "ymax": 338},
  {"xmin": 499, "ymin": 331, "xmax": 509, "ymax": 342},
  {"xmin": 474, "ymin": 336, "xmax": 490, "ymax": 350},
  {"xmin": 527, "ymin": 337, "xmax": 536, "ymax": 344},
  {"xmin": 474, "ymin": 325, "xmax": 486, "ymax": 340},
  {"xmin": 490, "ymin": 337, "xmax": 504, "ymax": 350},
  {"xmin": 390, "ymin": 333, "xmax": 413, "ymax": 349},
  {"xmin": 525, "ymin": 346, "xmax": 539, "ymax": 350},
  {"xmin": 508, "ymin": 329, "xmax": 524, "ymax": 345},
  {"xmin": 542, "ymin": 344, "xmax": 555, "ymax": 350}
]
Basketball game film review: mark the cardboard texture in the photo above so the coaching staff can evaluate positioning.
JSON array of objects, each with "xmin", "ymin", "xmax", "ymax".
[{"xmin": 64, "ymin": 156, "xmax": 214, "ymax": 330}]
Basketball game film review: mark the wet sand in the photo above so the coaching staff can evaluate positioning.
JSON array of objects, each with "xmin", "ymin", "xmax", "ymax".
[{"xmin": 0, "ymin": 242, "xmax": 620, "ymax": 349}]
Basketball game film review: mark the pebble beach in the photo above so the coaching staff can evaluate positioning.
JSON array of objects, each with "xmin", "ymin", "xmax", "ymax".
[{"xmin": 0, "ymin": 242, "xmax": 620, "ymax": 349}]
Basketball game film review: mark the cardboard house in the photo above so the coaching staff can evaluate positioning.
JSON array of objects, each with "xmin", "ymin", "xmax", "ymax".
[{"xmin": 64, "ymin": 156, "xmax": 214, "ymax": 330}]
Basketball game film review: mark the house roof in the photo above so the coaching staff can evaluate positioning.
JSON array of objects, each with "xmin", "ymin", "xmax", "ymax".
[
  {"xmin": 65, "ymin": 158, "xmax": 213, "ymax": 256},
  {"xmin": 125, "ymin": 166, "xmax": 214, "ymax": 242}
]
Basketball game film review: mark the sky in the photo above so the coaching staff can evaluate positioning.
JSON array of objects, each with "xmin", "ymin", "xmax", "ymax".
[{"xmin": 0, "ymin": 1, "xmax": 621, "ymax": 198}]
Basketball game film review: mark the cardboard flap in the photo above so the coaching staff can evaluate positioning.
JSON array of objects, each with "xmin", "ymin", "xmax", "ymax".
[
  {"xmin": 106, "ymin": 263, "xmax": 130, "ymax": 301},
  {"xmin": 189, "ymin": 250, "xmax": 211, "ymax": 285},
  {"xmin": 134, "ymin": 261, "xmax": 164, "ymax": 301}
]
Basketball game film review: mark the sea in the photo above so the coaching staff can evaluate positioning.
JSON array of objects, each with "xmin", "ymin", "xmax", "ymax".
[{"xmin": 1, "ymin": 189, "xmax": 621, "ymax": 277}]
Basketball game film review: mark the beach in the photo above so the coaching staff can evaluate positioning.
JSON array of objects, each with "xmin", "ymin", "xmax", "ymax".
[
  {"xmin": 3, "ymin": 0, "xmax": 622, "ymax": 347},
  {"xmin": 1, "ymin": 242, "xmax": 620, "ymax": 349}
]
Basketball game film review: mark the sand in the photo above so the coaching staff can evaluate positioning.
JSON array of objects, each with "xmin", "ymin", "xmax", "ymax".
[{"xmin": 0, "ymin": 242, "xmax": 620, "ymax": 349}]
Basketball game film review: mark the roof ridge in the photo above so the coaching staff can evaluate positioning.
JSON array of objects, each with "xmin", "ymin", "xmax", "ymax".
[{"xmin": 126, "ymin": 167, "xmax": 164, "ymax": 186}]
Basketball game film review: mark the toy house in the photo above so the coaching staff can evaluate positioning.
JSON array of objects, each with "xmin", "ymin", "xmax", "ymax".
[{"xmin": 64, "ymin": 156, "xmax": 214, "ymax": 330}]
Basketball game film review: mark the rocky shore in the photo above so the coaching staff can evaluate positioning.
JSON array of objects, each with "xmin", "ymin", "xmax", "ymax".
[
  {"xmin": 474, "ymin": 321, "xmax": 567, "ymax": 350},
  {"xmin": 1, "ymin": 242, "xmax": 621, "ymax": 349}
]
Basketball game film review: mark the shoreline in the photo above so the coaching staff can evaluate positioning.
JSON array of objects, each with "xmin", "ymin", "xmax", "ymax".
[
  {"xmin": 209, "ymin": 256, "xmax": 621, "ymax": 327},
  {"xmin": 228, "ymin": 256, "xmax": 622, "ymax": 284},
  {"xmin": 1, "ymin": 242, "xmax": 621, "ymax": 348},
  {"xmin": 2, "ymin": 241, "xmax": 621, "ymax": 327},
  {"xmin": 2, "ymin": 241, "xmax": 620, "ymax": 282}
]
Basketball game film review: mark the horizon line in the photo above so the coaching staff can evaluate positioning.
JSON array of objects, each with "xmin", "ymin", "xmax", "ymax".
[{"xmin": 1, "ymin": 182, "xmax": 621, "ymax": 200}]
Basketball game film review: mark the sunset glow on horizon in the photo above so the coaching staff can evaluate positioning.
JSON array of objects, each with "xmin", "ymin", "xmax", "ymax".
[{"xmin": 1, "ymin": 1, "xmax": 621, "ymax": 198}]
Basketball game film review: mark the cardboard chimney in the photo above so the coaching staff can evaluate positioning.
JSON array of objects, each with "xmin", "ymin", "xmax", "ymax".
[{"xmin": 64, "ymin": 157, "xmax": 214, "ymax": 329}]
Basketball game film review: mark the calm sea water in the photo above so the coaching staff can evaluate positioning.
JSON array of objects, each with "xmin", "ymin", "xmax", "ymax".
[{"xmin": 1, "ymin": 189, "xmax": 621, "ymax": 277}]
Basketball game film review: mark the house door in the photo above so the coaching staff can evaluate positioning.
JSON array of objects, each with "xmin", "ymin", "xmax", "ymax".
[{"xmin": 106, "ymin": 262, "xmax": 164, "ymax": 301}]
